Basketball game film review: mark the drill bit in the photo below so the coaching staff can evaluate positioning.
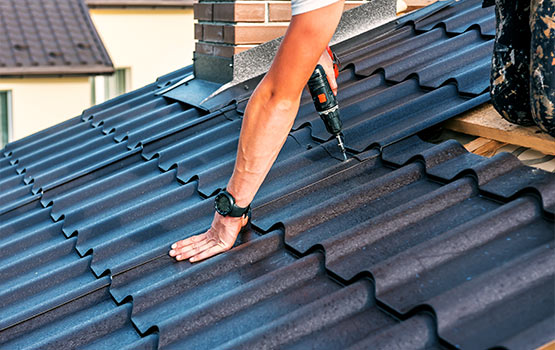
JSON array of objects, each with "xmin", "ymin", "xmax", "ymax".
[{"xmin": 336, "ymin": 135, "xmax": 347, "ymax": 161}]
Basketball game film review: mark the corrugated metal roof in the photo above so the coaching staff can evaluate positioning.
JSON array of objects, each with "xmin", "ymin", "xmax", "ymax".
[
  {"xmin": 413, "ymin": 0, "xmax": 495, "ymax": 36},
  {"xmin": 0, "ymin": 0, "xmax": 113, "ymax": 76},
  {"xmin": 334, "ymin": 26, "xmax": 493, "ymax": 94},
  {"xmin": 107, "ymin": 229, "xmax": 444, "ymax": 350},
  {"xmin": 254, "ymin": 136, "xmax": 555, "ymax": 349},
  {"xmin": 0, "ymin": 286, "xmax": 158, "ymax": 349},
  {"xmin": 0, "ymin": 202, "xmax": 109, "ymax": 331},
  {"xmin": 0, "ymin": 66, "xmax": 191, "ymax": 214},
  {"xmin": 1, "ymin": 0, "xmax": 553, "ymax": 348}
]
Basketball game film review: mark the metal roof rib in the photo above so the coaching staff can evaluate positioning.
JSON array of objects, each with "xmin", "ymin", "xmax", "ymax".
[
  {"xmin": 0, "ymin": 202, "xmax": 110, "ymax": 333},
  {"xmin": 0, "ymin": 0, "xmax": 553, "ymax": 349},
  {"xmin": 413, "ymin": 0, "xmax": 496, "ymax": 36},
  {"xmin": 0, "ymin": 286, "xmax": 158, "ymax": 349}
]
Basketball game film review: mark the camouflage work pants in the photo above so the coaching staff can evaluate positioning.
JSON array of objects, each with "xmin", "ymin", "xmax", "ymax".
[{"xmin": 490, "ymin": 0, "xmax": 555, "ymax": 136}]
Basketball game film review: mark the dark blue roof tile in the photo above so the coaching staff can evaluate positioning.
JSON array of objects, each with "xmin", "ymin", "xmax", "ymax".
[
  {"xmin": 0, "ymin": 203, "xmax": 109, "ymax": 331},
  {"xmin": 340, "ymin": 27, "xmax": 492, "ymax": 95},
  {"xmin": 0, "ymin": 287, "xmax": 157, "ymax": 350},
  {"xmin": 108, "ymin": 229, "xmax": 443, "ymax": 350},
  {"xmin": 413, "ymin": 0, "xmax": 496, "ymax": 36},
  {"xmin": 1, "ymin": 1, "xmax": 553, "ymax": 348}
]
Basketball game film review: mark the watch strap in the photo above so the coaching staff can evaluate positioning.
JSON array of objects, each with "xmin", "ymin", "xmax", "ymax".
[
  {"xmin": 220, "ymin": 190, "xmax": 251, "ymax": 217},
  {"xmin": 229, "ymin": 202, "xmax": 250, "ymax": 217}
]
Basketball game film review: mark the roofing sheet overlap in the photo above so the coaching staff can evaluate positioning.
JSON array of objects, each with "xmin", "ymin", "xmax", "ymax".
[
  {"xmin": 107, "ymin": 229, "xmax": 443, "ymax": 350},
  {"xmin": 0, "ymin": 203, "xmax": 109, "ymax": 331},
  {"xmin": 0, "ymin": 66, "xmax": 192, "ymax": 214},
  {"xmin": 0, "ymin": 287, "xmax": 158, "ymax": 350},
  {"xmin": 1, "ymin": 1, "xmax": 554, "ymax": 349}
]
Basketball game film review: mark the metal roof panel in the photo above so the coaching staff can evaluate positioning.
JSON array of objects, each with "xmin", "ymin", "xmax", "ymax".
[{"xmin": 1, "ymin": 1, "xmax": 553, "ymax": 348}]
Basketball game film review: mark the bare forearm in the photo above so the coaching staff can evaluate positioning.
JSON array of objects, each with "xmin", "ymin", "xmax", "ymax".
[
  {"xmin": 170, "ymin": 1, "xmax": 344, "ymax": 263},
  {"xmin": 226, "ymin": 1, "xmax": 344, "ymax": 207},
  {"xmin": 227, "ymin": 83, "xmax": 301, "ymax": 207}
]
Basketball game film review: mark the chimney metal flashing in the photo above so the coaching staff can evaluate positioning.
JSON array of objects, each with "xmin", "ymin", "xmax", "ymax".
[
  {"xmin": 171, "ymin": 0, "xmax": 397, "ymax": 109},
  {"xmin": 195, "ymin": 0, "xmax": 396, "ymax": 85}
]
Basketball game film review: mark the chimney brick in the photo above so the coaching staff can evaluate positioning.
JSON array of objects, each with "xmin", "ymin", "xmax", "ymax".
[
  {"xmin": 203, "ymin": 24, "xmax": 225, "ymax": 42},
  {"xmin": 194, "ymin": 23, "xmax": 204, "ymax": 40},
  {"xmin": 195, "ymin": 0, "xmax": 369, "ymax": 59},
  {"xmin": 228, "ymin": 24, "xmax": 289, "ymax": 44},
  {"xmin": 213, "ymin": 3, "xmax": 266, "ymax": 22},
  {"xmin": 193, "ymin": 3, "xmax": 213, "ymax": 21},
  {"xmin": 194, "ymin": 0, "xmax": 369, "ymax": 83},
  {"xmin": 268, "ymin": 3, "xmax": 291, "ymax": 22},
  {"xmin": 197, "ymin": 42, "xmax": 255, "ymax": 57}
]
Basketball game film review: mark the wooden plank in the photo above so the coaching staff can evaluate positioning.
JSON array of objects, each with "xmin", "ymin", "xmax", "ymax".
[
  {"xmin": 537, "ymin": 340, "xmax": 555, "ymax": 350},
  {"xmin": 444, "ymin": 103, "xmax": 555, "ymax": 156},
  {"xmin": 464, "ymin": 137, "xmax": 508, "ymax": 156},
  {"xmin": 404, "ymin": 0, "xmax": 438, "ymax": 7},
  {"xmin": 404, "ymin": 0, "xmax": 437, "ymax": 11},
  {"xmin": 464, "ymin": 137, "xmax": 491, "ymax": 152},
  {"xmin": 473, "ymin": 139, "xmax": 507, "ymax": 157}
]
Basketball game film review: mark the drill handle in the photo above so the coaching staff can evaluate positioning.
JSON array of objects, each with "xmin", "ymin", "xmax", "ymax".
[
  {"xmin": 308, "ymin": 64, "xmax": 342, "ymax": 136},
  {"xmin": 307, "ymin": 64, "xmax": 338, "ymax": 112}
]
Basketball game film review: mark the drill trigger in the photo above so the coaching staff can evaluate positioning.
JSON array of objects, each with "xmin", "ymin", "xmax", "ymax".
[{"xmin": 326, "ymin": 46, "xmax": 340, "ymax": 79}]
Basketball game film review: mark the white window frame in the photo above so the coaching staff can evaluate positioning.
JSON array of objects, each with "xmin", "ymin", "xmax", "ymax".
[
  {"xmin": 91, "ymin": 68, "xmax": 131, "ymax": 105},
  {"xmin": 0, "ymin": 90, "xmax": 13, "ymax": 148}
]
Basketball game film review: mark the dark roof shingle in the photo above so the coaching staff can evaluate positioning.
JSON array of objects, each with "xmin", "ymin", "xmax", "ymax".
[
  {"xmin": 0, "ymin": 0, "xmax": 554, "ymax": 349},
  {"xmin": 0, "ymin": 0, "xmax": 113, "ymax": 76},
  {"xmin": 86, "ymin": 0, "xmax": 195, "ymax": 7}
]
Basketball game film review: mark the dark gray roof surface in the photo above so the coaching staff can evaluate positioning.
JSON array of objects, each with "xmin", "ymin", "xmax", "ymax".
[
  {"xmin": 0, "ymin": 0, "xmax": 554, "ymax": 349},
  {"xmin": 0, "ymin": 0, "xmax": 113, "ymax": 76},
  {"xmin": 86, "ymin": 0, "xmax": 195, "ymax": 7}
]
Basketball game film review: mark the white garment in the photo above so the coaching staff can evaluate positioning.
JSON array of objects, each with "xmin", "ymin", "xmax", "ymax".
[{"xmin": 291, "ymin": 0, "xmax": 341, "ymax": 16}]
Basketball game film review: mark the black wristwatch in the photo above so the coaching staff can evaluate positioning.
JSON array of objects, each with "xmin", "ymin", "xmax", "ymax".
[{"xmin": 214, "ymin": 190, "xmax": 250, "ymax": 218}]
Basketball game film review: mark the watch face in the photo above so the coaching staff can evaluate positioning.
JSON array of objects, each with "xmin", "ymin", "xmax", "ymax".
[{"xmin": 215, "ymin": 193, "xmax": 232, "ymax": 215}]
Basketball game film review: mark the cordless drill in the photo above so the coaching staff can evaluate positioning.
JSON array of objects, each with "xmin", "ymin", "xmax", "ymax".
[{"xmin": 307, "ymin": 49, "xmax": 347, "ymax": 160}]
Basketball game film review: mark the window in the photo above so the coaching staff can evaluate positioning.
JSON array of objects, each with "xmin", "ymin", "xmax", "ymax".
[
  {"xmin": 0, "ymin": 91, "xmax": 12, "ymax": 148},
  {"xmin": 91, "ymin": 68, "xmax": 130, "ymax": 105}
]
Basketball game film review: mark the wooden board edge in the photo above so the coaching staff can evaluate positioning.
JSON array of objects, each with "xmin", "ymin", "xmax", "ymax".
[
  {"xmin": 445, "ymin": 119, "xmax": 555, "ymax": 156},
  {"xmin": 537, "ymin": 340, "xmax": 555, "ymax": 350}
]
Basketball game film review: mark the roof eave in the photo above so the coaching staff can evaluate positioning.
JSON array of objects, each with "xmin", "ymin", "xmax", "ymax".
[{"xmin": 0, "ymin": 65, "xmax": 115, "ymax": 77}]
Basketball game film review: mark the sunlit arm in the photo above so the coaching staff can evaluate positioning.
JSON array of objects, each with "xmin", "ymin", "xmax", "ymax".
[{"xmin": 170, "ymin": 1, "xmax": 344, "ymax": 262}]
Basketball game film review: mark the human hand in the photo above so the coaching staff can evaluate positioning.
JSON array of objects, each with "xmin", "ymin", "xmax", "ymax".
[
  {"xmin": 317, "ymin": 49, "xmax": 338, "ymax": 96},
  {"xmin": 169, "ymin": 211, "xmax": 249, "ymax": 263}
]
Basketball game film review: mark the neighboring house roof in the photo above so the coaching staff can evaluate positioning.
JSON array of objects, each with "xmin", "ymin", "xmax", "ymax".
[
  {"xmin": 0, "ymin": 0, "xmax": 113, "ymax": 76},
  {"xmin": 0, "ymin": 0, "xmax": 553, "ymax": 349},
  {"xmin": 86, "ymin": 0, "xmax": 195, "ymax": 8}
]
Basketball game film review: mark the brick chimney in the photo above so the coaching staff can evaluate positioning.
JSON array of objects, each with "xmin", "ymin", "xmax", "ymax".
[{"xmin": 193, "ymin": 0, "xmax": 370, "ymax": 83}]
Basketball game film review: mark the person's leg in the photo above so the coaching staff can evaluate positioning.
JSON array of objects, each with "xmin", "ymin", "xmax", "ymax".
[
  {"xmin": 530, "ymin": 0, "xmax": 555, "ymax": 136},
  {"xmin": 491, "ymin": 0, "xmax": 534, "ymax": 125}
]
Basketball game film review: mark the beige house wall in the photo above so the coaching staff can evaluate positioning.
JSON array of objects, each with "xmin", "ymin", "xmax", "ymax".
[
  {"xmin": 89, "ymin": 8, "xmax": 195, "ymax": 91},
  {"xmin": 0, "ymin": 77, "xmax": 90, "ymax": 141}
]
